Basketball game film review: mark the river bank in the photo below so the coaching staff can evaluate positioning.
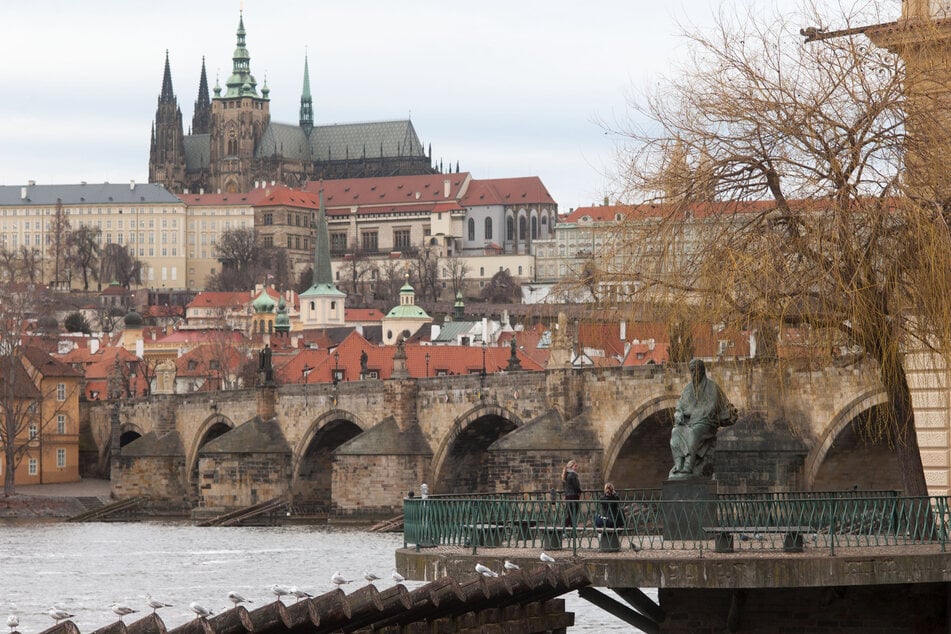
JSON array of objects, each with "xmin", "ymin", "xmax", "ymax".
[{"xmin": 0, "ymin": 478, "xmax": 112, "ymax": 518}]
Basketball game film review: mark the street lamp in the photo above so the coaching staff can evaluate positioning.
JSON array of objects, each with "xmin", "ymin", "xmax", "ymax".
[
  {"xmin": 425, "ymin": 352, "xmax": 430, "ymax": 377},
  {"xmin": 333, "ymin": 351, "xmax": 340, "ymax": 386},
  {"xmin": 481, "ymin": 340, "xmax": 487, "ymax": 378}
]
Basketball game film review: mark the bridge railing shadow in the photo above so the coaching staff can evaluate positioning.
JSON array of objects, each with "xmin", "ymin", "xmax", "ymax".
[{"xmin": 404, "ymin": 491, "xmax": 948, "ymax": 556}]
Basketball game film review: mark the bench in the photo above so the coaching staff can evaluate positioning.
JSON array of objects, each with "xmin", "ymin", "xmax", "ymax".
[
  {"xmin": 703, "ymin": 525, "xmax": 811, "ymax": 553},
  {"xmin": 462, "ymin": 523, "xmax": 505, "ymax": 547},
  {"xmin": 596, "ymin": 527, "xmax": 624, "ymax": 552}
]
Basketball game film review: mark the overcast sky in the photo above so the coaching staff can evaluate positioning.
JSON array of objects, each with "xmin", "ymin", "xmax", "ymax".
[{"xmin": 1, "ymin": 0, "xmax": 840, "ymax": 211}]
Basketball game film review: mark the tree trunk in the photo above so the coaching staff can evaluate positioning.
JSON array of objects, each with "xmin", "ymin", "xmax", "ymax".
[
  {"xmin": 889, "ymin": 363, "xmax": 929, "ymax": 497},
  {"xmin": 4, "ymin": 443, "xmax": 15, "ymax": 497}
]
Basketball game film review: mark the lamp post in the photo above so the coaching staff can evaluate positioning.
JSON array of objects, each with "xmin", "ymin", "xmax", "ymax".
[
  {"xmin": 425, "ymin": 352, "xmax": 430, "ymax": 377},
  {"xmin": 481, "ymin": 340, "xmax": 487, "ymax": 378},
  {"xmin": 333, "ymin": 351, "xmax": 340, "ymax": 386}
]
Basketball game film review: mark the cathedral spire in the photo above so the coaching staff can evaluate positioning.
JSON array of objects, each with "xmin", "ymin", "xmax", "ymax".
[
  {"xmin": 299, "ymin": 51, "xmax": 314, "ymax": 133},
  {"xmin": 160, "ymin": 50, "xmax": 175, "ymax": 104},
  {"xmin": 192, "ymin": 56, "xmax": 212, "ymax": 134},
  {"xmin": 225, "ymin": 11, "xmax": 258, "ymax": 97}
]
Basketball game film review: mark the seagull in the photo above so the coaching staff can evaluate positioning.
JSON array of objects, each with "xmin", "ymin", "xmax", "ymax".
[
  {"xmin": 290, "ymin": 587, "xmax": 313, "ymax": 602},
  {"xmin": 475, "ymin": 563, "xmax": 498, "ymax": 578},
  {"xmin": 331, "ymin": 571, "xmax": 350, "ymax": 587},
  {"xmin": 363, "ymin": 571, "xmax": 381, "ymax": 583},
  {"xmin": 391, "ymin": 569, "xmax": 405, "ymax": 584},
  {"xmin": 540, "ymin": 552, "xmax": 555, "ymax": 563},
  {"xmin": 189, "ymin": 602, "xmax": 213, "ymax": 619},
  {"xmin": 269, "ymin": 584, "xmax": 292, "ymax": 601},
  {"xmin": 146, "ymin": 595, "xmax": 172, "ymax": 612},
  {"xmin": 7, "ymin": 614, "xmax": 18, "ymax": 632},
  {"xmin": 227, "ymin": 591, "xmax": 252, "ymax": 606},
  {"xmin": 503, "ymin": 560, "xmax": 520, "ymax": 572},
  {"xmin": 111, "ymin": 602, "xmax": 137, "ymax": 618},
  {"xmin": 48, "ymin": 608, "xmax": 75, "ymax": 623}
]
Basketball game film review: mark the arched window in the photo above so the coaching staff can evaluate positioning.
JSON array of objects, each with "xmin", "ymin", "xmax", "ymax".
[
  {"xmin": 467, "ymin": 218, "xmax": 475, "ymax": 241},
  {"xmin": 531, "ymin": 217, "xmax": 538, "ymax": 239},
  {"xmin": 506, "ymin": 217, "xmax": 514, "ymax": 241},
  {"xmin": 484, "ymin": 217, "xmax": 493, "ymax": 240},
  {"xmin": 518, "ymin": 217, "xmax": 527, "ymax": 240}
]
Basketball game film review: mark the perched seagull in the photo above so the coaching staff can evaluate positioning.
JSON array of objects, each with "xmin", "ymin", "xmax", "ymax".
[
  {"xmin": 48, "ymin": 608, "xmax": 75, "ymax": 623},
  {"xmin": 475, "ymin": 563, "xmax": 498, "ymax": 578},
  {"xmin": 7, "ymin": 614, "xmax": 18, "ymax": 632},
  {"xmin": 111, "ymin": 603, "xmax": 137, "ymax": 618},
  {"xmin": 145, "ymin": 595, "xmax": 173, "ymax": 612},
  {"xmin": 269, "ymin": 584, "xmax": 292, "ymax": 601},
  {"xmin": 290, "ymin": 587, "xmax": 313, "ymax": 602},
  {"xmin": 391, "ymin": 570, "xmax": 405, "ymax": 584},
  {"xmin": 331, "ymin": 571, "xmax": 350, "ymax": 587},
  {"xmin": 227, "ymin": 591, "xmax": 253, "ymax": 606},
  {"xmin": 540, "ymin": 552, "xmax": 556, "ymax": 564},
  {"xmin": 189, "ymin": 602, "xmax": 213, "ymax": 619},
  {"xmin": 503, "ymin": 560, "xmax": 520, "ymax": 572},
  {"xmin": 363, "ymin": 571, "xmax": 381, "ymax": 583}
]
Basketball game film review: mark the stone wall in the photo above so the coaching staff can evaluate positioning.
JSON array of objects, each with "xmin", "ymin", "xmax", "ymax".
[
  {"xmin": 332, "ymin": 454, "xmax": 431, "ymax": 517},
  {"xmin": 196, "ymin": 453, "xmax": 291, "ymax": 511},
  {"xmin": 112, "ymin": 455, "xmax": 187, "ymax": 501}
]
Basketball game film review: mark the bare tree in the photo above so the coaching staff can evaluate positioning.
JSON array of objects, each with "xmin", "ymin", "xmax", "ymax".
[
  {"xmin": 99, "ymin": 244, "xmax": 142, "ymax": 289},
  {"xmin": 480, "ymin": 269, "xmax": 521, "ymax": 304},
  {"xmin": 605, "ymin": 1, "xmax": 951, "ymax": 495},
  {"xmin": 212, "ymin": 227, "xmax": 260, "ymax": 291},
  {"xmin": 0, "ymin": 247, "xmax": 17, "ymax": 283},
  {"xmin": 339, "ymin": 250, "xmax": 374, "ymax": 304},
  {"xmin": 50, "ymin": 198, "xmax": 71, "ymax": 287},
  {"xmin": 376, "ymin": 260, "xmax": 408, "ymax": 302},
  {"xmin": 18, "ymin": 247, "xmax": 41, "ymax": 284},
  {"xmin": 411, "ymin": 246, "xmax": 440, "ymax": 302},
  {"xmin": 67, "ymin": 226, "xmax": 101, "ymax": 291},
  {"xmin": 445, "ymin": 255, "xmax": 470, "ymax": 299}
]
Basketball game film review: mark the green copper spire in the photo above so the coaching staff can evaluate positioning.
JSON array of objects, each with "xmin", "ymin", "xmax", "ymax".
[
  {"xmin": 314, "ymin": 189, "xmax": 333, "ymax": 286},
  {"xmin": 299, "ymin": 52, "xmax": 314, "ymax": 132},
  {"xmin": 224, "ymin": 11, "xmax": 258, "ymax": 98}
]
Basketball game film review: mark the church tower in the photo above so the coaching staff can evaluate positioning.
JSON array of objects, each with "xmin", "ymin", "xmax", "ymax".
[
  {"xmin": 148, "ymin": 51, "xmax": 186, "ymax": 193},
  {"xmin": 208, "ymin": 11, "xmax": 270, "ymax": 193},
  {"xmin": 192, "ymin": 57, "xmax": 212, "ymax": 135},
  {"xmin": 299, "ymin": 189, "xmax": 346, "ymax": 328},
  {"xmin": 868, "ymin": 2, "xmax": 951, "ymax": 202}
]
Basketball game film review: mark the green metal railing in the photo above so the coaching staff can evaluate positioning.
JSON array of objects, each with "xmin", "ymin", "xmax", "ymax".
[{"xmin": 404, "ymin": 493, "xmax": 949, "ymax": 556}]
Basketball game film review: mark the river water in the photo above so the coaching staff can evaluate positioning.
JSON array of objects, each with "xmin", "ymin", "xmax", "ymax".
[{"xmin": 0, "ymin": 522, "xmax": 643, "ymax": 633}]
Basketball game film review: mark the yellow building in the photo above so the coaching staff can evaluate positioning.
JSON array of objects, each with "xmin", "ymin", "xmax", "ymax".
[{"xmin": 0, "ymin": 349, "xmax": 83, "ymax": 486}]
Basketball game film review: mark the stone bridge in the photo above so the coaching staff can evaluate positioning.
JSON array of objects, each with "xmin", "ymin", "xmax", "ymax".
[{"xmin": 92, "ymin": 356, "xmax": 951, "ymax": 517}]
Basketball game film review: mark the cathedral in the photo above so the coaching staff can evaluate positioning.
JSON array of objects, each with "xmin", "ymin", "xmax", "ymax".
[{"xmin": 149, "ymin": 13, "xmax": 435, "ymax": 194}]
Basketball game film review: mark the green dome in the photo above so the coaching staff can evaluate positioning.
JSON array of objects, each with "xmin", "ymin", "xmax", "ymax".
[
  {"xmin": 124, "ymin": 310, "xmax": 143, "ymax": 327},
  {"xmin": 252, "ymin": 289, "xmax": 275, "ymax": 313}
]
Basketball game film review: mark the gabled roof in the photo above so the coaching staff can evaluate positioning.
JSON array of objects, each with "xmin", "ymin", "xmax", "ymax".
[
  {"xmin": 187, "ymin": 291, "xmax": 253, "ymax": 310},
  {"xmin": 0, "ymin": 358, "xmax": 42, "ymax": 400},
  {"xmin": 257, "ymin": 119, "xmax": 427, "ymax": 163},
  {"xmin": 461, "ymin": 177, "xmax": 556, "ymax": 207},
  {"xmin": 303, "ymin": 173, "xmax": 471, "ymax": 214},
  {"xmin": 21, "ymin": 348, "xmax": 82, "ymax": 378}
]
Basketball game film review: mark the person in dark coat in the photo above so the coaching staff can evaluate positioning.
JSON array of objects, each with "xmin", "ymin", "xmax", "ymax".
[
  {"xmin": 595, "ymin": 482, "xmax": 625, "ymax": 528},
  {"xmin": 562, "ymin": 459, "xmax": 582, "ymax": 527}
]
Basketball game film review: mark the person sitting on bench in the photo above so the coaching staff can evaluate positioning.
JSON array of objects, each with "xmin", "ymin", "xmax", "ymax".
[{"xmin": 595, "ymin": 482, "xmax": 625, "ymax": 529}]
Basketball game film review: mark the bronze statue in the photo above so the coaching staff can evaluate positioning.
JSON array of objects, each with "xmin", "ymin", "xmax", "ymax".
[
  {"xmin": 669, "ymin": 359, "xmax": 737, "ymax": 479},
  {"xmin": 360, "ymin": 350, "xmax": 368, "ymax": 373}
]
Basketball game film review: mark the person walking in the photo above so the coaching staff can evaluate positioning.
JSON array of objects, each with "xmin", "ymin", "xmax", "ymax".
[{"xmin": 562, "ymin": 459, "xmax": 582, "ymax": 528}]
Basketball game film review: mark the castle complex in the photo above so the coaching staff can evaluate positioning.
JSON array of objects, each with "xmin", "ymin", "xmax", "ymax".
[{"xmin": 149, "ymin": 13, "xmax": 435, "ymax": 195}]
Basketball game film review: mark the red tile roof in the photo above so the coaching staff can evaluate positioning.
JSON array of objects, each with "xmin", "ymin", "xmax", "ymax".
[
  {"xmin": 304, "ymin": 173, "xmax": 471, "ymax": 208},
  {"xmin": 345, "ymin": 308, "xmax": 384, "ymax": 323},
  {"xmin": 461, "ymin": 177, "xmax": 556, "ymax": 207}
]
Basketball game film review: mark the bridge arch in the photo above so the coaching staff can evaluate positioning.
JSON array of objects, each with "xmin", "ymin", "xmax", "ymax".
[
  {"xmin": 119, "ymin": 422, "xmax": 145, "ymax": 448},
  {"xmin": 603, "ymin": 395, "xmax": 678, "ymax": 488},
  {"xmin": 431, "ymin": 404, "xmax": 525, "ymax": 494},
  {"xmin": 291, "ymin": 409, "xmax": 368, "ymax": 508},
  {"xmin": 186, "ymin": 413, "xmax": 236, "ymax": 501},
  {"xmin": 805, "ymin": 388, "xmax": 893, "ymax": 489}
]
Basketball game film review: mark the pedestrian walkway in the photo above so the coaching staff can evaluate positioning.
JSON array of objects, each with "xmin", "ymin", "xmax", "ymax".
[{"xmin": 16, "ymin": 478, "xmax": 111, "ymax": 499}]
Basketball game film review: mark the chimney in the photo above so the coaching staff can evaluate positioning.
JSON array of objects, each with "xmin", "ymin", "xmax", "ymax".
[
  {"xmin": 620, "ymin": 320, "xmax": 627, "ymax": 341},
  {"xmin": 89, "ymin": 338, "xmax": 100, "ymax": 355},
  {"xmin": 20, "ymin": 187, "xmax": 26, "ymax": 200},
  {"xmin": 27, "ymin": 180, "xmax": 35, "ymax": 186},
  {"xmin": 130, "ymin": 179, "xmax": 135, "ymax": 191},
  {"xmin": 199, "ymin": 188, "xmax": 204, "ymax": 195},
  {"xmin": 444, "ymin": 179, "xmax": 450, "ymax": 198}
]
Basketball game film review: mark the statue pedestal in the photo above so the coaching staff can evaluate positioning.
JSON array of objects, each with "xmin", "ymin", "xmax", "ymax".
[{"xmin": 661, "ymin": 479, "xmax": 716, "ymax": 541}]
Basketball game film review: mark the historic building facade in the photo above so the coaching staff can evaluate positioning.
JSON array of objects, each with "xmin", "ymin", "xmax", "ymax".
[{"xmin": 149, "ymin": 13, "xmax": 436, "ymax": 195}]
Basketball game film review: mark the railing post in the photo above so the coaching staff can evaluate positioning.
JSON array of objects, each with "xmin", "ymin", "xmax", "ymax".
[
  {"xmin": 938, "ymin": 497, "xmax": 947, "ymax": 553},
  {"xmin": 829, "ymin": 499, "xmax": 836, "ymax": 557}
]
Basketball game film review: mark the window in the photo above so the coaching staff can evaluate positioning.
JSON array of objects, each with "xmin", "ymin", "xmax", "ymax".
[
  {"xmin": 331, "ymin": 233, "xmax": 347, "ymax": 252},
  {"xmin": 262, "ymin": 235, "xmax": 274, "ymax": 247},
  {"xmin": 264, "ymin": 212, "xmax": 273, "ymax": 226},
  {"xmin": 394, "ymin": 229, "xmax": 411, "ymax": 250},
  {"xmin": 485, "ymin": 218, "xmax": 493, "ymax": 240},
  {"xmin": 361, "ymin": 231, "xmax": 378, "ymax": 252},
  {"xmin": 57, "ymin": 415, "xmax": 66, "ymax": 434},
  {"xmin": 507, "ymin": 217, "xmax": 515, "ymax": 241},
  {"xmin": 467, "ymin": 218, "xmax": 475, "ymax": 241},
  {"xmin": 28, "ymin": 459, "xmax": 37, "ymax": 476},
  {"xmin": 332, "ymin": 369, "xmax": 345, "ymax": 382},
  {"xmin": 531, "ymin": 217, "xmax": 538, "ymax": 239},
  {"xmin": 56, "ymin": 449, "xmax": 66, "ymax": 468},
  {"xmin": 519, "ymin": 217, "xmax": 527, "ymax": 240},
  {"xmin": 57, "ymin": 383, "xmax": 66, "ymax": 401},
  {"xmin": 28, "ymin": 424, "xmax": 38, "ymax": 440}
]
